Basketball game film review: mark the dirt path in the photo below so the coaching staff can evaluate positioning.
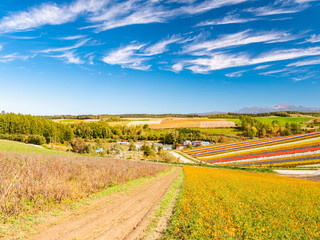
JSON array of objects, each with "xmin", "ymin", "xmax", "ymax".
[{"xmin": 27, "ymin": 168, "xmax": 180, "ymax": 240}]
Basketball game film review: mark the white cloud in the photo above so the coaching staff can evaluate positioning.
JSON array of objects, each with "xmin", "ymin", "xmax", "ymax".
[
  {"xmin": 225, "ymin": 70, "xmax": 247, "ymax": 77},
  {"xmin": 287, "ymin": 57, "xmax": 320, "ymax": 67},
  {"xmin": 0, "ymin": 0, "xmax": 110, "ymax": 33},
  {"xmin": 179, "ymin": 0, "xmax": 248, "ymax": 15},
  {"xmin": 51, "ymin": 51, "xmax": 84, "ymax": 64},
  {"xmin": 0, "ymin": 3, "xmax": 75, "ymax": 33},
  {"xmin": 183, "ymin": 30, "xmax": 297, "ymax": 55},
  {"xmin": 175, "ymin": 46, "xmax": 320, "ymax": 73},
  {"xmin": 86, "ymin": 0, "xmax": 251, "ymax": 32},
  {"xmin": 38, "ymin": 38, "xmax": 90, "ymax": 53},
  {"xmin": 247, "ymin": 5, "xmax": 308, "ymax": 16},
  {"xmin": 0, "ymin": 0, "xmax": 251, "ymax": 33},
  {"xmin": 259, "ymin": 69, "xmax": 286, "ymax": 76},
  {"xmin": 197, "ymin": 14, "xmax": 258, "ymax": 26},
  {"xmin": 57, "ymin": 35, "xmax": 87, "ymax": 40},
  {"xmin": 246, "ymin": 0, "xmax": 312, "ymax": 16},
  {"xmin": 0, "ymin": 53, "xmax": 29, "ymax": 63},
  {"xmin": 254, "ymin": 64, "xmax": 271, "ymax": 70},
  {"xmin": 102, "ymin": 44, "xmax": 151, "ymax": 70},
  {"xmin": 143, "ymin": 35, "xmax": 181, "ymax": 56},
  {"xmin": 306, "ymin": 34, "xmax": 320, "ymax": 43},
  {"xmin": 172, "ymin": 62, "xmax": 184, "ymax": 73},
  {"xmin": 9, "ymin": 35, "xmax": 40, "ymax": 40},
  {"xmin": 292, "ymin": 76, "xmax": 311, "ymax": 81}
]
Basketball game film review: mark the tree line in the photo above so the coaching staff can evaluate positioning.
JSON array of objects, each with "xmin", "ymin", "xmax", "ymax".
[
  {"xmin": 43, "ymin": 111, "xmax": 320, "ymax": 120},
  {"xmin": 0, "ymin": 112, "xmax": 313, "ymax": 146},
  {"xmin": 239, "ymin": 115, "xmax": 303, "ymax": 139}
]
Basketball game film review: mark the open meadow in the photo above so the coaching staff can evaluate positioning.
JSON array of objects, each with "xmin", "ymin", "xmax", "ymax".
[{"xmin": 0, "ymin": 141, "xmax": 171, "ymax": 237}]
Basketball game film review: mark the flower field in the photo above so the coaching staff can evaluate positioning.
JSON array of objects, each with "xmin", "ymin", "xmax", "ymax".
[
  {"xmin": 165, "ymin": 166, "xmax": 320, "ymax": 239},
  {"xmin": 184, "ymin": 131, "xmax": 320, "ymax": 167}
]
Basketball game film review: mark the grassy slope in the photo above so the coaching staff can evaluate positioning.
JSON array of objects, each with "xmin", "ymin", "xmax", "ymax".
[
  {"xmin": 0, "ymin": 140, "xmax": 72, "ymax": 155},
  {"xmin": 227, "ymin": 116, "xmax": 313, "ymax": 126},
  {"xmin": 256, "ymin": 117, "xmax": 313, "ymax": 125}
]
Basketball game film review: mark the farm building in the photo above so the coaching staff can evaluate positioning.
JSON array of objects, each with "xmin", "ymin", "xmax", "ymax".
[
  {"xmin": 183, "ymin": 140, "xmax": 192, "ymax": 146},
  {"xmin": 95, "ymin": 148, "xmax": 103, "ymax": 153}
]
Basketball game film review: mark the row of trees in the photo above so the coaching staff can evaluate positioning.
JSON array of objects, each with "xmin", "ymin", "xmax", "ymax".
[
  {"xmin": 44, "ymin": 111, "xmax": 320, "ymax": 120},
  {"xmin": 0, "ymin": 113, "xmax": 74, "ymax": 144},
  {"xmin": 239, "ymin": 116, "xmax": 303, "ymax": 139},
  {"xmin": 0, "ymin": 112, "xmax": 311, "ymax": 146}
]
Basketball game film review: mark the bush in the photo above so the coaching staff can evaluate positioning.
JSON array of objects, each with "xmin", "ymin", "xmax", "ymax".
[
  {"xmin": 71, "ymin": 138, "xmax": 90, "ymax": 154},
  {"xmin": 27, "ymin": 135, "xmax": 46, "ymax": 145},
  {"xmin": 0, "ymin": 134, "xmax": 45, "ymax": 145}
]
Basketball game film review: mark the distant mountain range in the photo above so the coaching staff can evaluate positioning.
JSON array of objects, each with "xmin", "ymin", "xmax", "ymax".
[{"xmin": 199, "ymin": 104, "xmax": 320, "ymax": 115}]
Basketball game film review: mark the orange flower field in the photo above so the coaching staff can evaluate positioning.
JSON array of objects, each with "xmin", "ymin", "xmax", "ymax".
[{"xmin": 165, "ymin": 166, "xmax": 320, "ymax": 239}]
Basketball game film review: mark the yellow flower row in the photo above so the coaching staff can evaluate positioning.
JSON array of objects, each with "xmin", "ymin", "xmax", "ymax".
[
  {"xmin": 221, "ymin": 153, "xmax": 320, "ymax": 166},
  {"xmin": 165, "ymin": 166, "xmax": 320, "ymax": 239}
]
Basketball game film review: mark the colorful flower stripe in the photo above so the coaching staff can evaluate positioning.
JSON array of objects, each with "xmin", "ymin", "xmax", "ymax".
[
  {"xmin": 239, "ymin": 155, "xmax": 320, "ymax": 167},
  {"xmin": 208, "ymin": 146, "xmax": 320, "ymax": 164},
  {"xmin": 221, "ymin": 152, "xmax": 320, "ymax": 166},
  {"xmin": 200, "ymin": 138, "xmax": 320, "ymax": 161},
  {"xmin": 189, "ymin": 132, "xmax": 320, "ymax": 156},
  {"xmin": 262, "ymin": 159, "xmax": 320, "ymax": 167},
  {"xmin": 184, "ymin": 137, "xmax": 269, "ymax": 153},
  {"xmin": 185, "ymin": 131, "xmax": 320, "ymax": 155},
  {"xmin": 194, "ymin": 134, "xmax": 320, "ymax": 158},
  {"xmin": 205, "ymin": 145, "xmax": 320, "ymax": 163}
]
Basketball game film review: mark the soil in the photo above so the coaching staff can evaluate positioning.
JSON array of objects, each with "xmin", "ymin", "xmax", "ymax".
[{"xmin": 24, "ymin": 168, "xmax": 180, "ymax": 240}]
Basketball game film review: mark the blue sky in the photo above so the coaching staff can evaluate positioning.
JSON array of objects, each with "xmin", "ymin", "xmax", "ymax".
[{"xmin": 0, "ymin": 0, "xmax": 319, "ymax": 115}]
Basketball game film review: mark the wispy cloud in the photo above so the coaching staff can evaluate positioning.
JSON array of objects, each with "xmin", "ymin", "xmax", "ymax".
[
  {"xmin": 246, "ymin": 0, "xmax": 312, "ymax": 16},
  {"xmin": 0, "ymin": 53, "xmax": 29, "ymax": 63},
  {"xmin": 175, "ymin": 46, "xmax": 320, "ymax": 73},
  {"xmin": 183, "ymin": 30, "xmax": 297, "ymax": 55},
  {"xmin": 306, "ymin": 34, "xmax": 320, "ymax": 43},
  {"xmin": 178, "ymin": 0, "xmax": 248, "ymax": 15},
  {"xmin": 82, "ymin": 0, "xmax": 251, "ymax": 32},
  {"xmin": 143, "ymin": 35, "xmax": 181, "ymax": 56},
  {"xmin": 51, "ymin": 51, "xmax": 84, "ymax": 64},
  {"xmin": 56, "ymin": 35, "xmax": 86, "ymax": 40},
  {"xmin": 247, "ymin": 5, "xmax": 308, "ymax": 16},
  {"xmin": 102, "ymin": 43, "xmax": 151, "ymax": 70},
  {"xmin": 0, "ymin": 0, "xmax": 251, "ymax": 34},
  {"xmin": 225, "ymin": 70, "xmax": 247, "ymax": 77},
  {"xmin": 0, "ymin": 0, "xmax": 109, "ymax": 33},
  {"xmin": 102, "ymin": 35, "xmax": 183, "ymax": 70},
  {"xmin": 196, "ymin": 14, "xmax": 258, "ymax": 26},
  {"xmin": 259, "ymin": 69, "xmax": 286, "ymax": 76},
  {"xmin": 9, "ymin": 35, "xmax": 40, "ymax": 40},
  {"xmin": 0, "ymin": 3, "xmax": 75, "ymax": 33},
  {"xmin": 38, "ymin": 38, "xmax": 90, "ymax": 53},
  {"xmin": 254, "ymin": 64, "xmax": 271, "ymax": 70},
  {"xmin": 287, "ymin": 57, "xmax": 320, "ymax": 67}
]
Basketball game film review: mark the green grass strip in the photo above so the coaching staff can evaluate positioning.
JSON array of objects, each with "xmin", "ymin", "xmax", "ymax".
[{"xmin": 143, "ymin": 168, "xmax": 184, "ymax": 239}]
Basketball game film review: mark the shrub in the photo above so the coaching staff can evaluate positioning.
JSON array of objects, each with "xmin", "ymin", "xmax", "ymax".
[
  {"xmin": 71, "ymin": 137, "xmax": 90, "ymax": 154},
  {"xmin": 27, "ymin": 135, "xmax": 46, "ymax": 145}
]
